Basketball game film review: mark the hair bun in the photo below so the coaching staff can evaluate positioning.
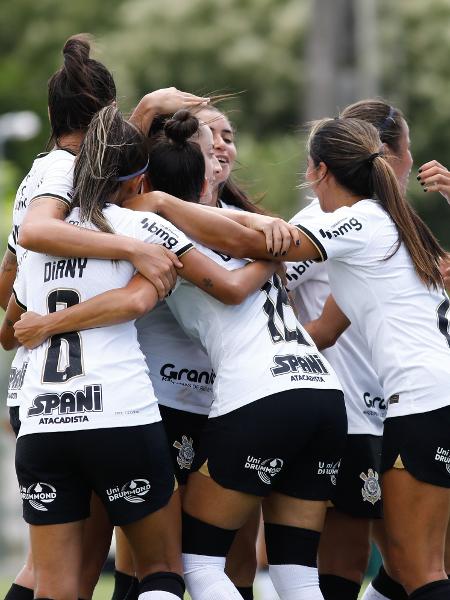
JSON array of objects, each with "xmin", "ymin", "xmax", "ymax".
[
  {"xmin": 164, "ymin": 109, "xmax": 199, "ymax": 144},
  {"xmin": 63, "ymin": 34, "xmax": 91, "ymax": 67}
]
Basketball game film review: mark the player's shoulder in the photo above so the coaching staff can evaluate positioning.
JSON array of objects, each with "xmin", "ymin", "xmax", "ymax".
[{"xmin": 289, "ymin": 197, "xmax": 321, "ymax": 225}]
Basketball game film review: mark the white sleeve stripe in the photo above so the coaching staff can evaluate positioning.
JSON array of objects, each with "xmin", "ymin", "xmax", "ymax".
[
  {"xmin": 176, "ymin": 243, "xmax": 194, "ymax": 258},
  {"xmin": 295, "ymin": 224, "xmax": 328, "ymax": 261},
  {"xmin": 12, "ymin": 288, "xmax": 26, "ymax": 311},
  {"xmin": 30, "ymin": 193, "xmax": 72, "ymax": 207}
]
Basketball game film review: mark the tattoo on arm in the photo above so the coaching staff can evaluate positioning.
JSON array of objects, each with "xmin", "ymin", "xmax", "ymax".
[
  {"xmin": 1, "ymin": 252, "xmax": 17, "ymax": 274},
  {"xmin": 6, "ymin": 319, "xmax": 14, "ymax": 328},
  {"xmin": 202, "ymin": 278, "xmax": 213, "ymax": 289}
]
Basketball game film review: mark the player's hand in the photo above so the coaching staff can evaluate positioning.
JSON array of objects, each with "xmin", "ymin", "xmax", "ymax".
[
  {"xmin": 418, "ymin": 160, "xmax": 450, "ymax": 205},
  {"xmin": 130, "ymin": 87, "xmax": 209, "ymax": 133},
  {"xmin": 245, "ymin": 214, "xmax": 301, "ymax": 256},
  {"xmin": 131, "ymin": 243, "xmax": 182, "ymax": 300},
  {"xmin": 14, "ymin": 312, "xmax": 49, "ymax": 349},
  {"xmin": 440, "ymin": 255, "xmax": 450, "ymax": 289}
]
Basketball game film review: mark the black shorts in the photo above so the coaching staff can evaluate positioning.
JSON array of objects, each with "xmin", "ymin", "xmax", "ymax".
[
  {"xmin": 15, "ymin": 422, "xmax": 175, "ymax": 526},
  {"xmin": 331, "ymin": 434, "xmax": 382, "ymax": 519},
  {"xmin": 159, "ymin": 404, "xmax": 208, "ymax": 485},
  {"xmin": 191, "ymin": 388, "xmax": 347, "ymax": 500},
  {"xmin": 9, "ymin": 406, "xmax": 21, "ymax": 438},
  {"xmin": 381, "ymin": 405, "xmax": 450, "ymax": 488}
]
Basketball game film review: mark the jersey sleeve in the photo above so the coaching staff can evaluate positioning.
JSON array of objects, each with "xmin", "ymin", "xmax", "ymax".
[
  {"xmin": 134, "ymin": 213, "xmax": 194, "ymax": 257},
  {"xmin": 30, "ymin": 151, "xmax": 75, "ymax": 207},
  {"xmin": 7, "ymin": 228, "xmax": 18, "ymax": 255},
  {"xmin": 285, "ymin": 259, "xmax": 321, "ymax": 291},
  {"xmin": 292, "ymin": 206, "xmax": 370, "ymax": 261}
]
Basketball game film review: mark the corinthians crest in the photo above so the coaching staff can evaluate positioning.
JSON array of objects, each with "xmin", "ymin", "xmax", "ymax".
[
  {"xmin": 173, "ymin": 435, "xmax": 195, "ymax": 470},
  {"xmin": 360, "ymin": 468, "xmax": 381, "ymax": 505}
]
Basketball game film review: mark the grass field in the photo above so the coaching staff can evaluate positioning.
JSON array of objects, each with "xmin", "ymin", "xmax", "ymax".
[{"xmin": 0, "ymin": 573, "xmax": 370, "ymax": 599}]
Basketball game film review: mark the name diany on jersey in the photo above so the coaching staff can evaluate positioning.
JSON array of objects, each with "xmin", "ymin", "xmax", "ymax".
[
  {"xmin": 271, "ymin": 353, "xmax": 329, "ymax": 382},
  {"xmin": 319, "ymin": 216, "xmax": 362, "ymax": 239},
  {"xmin": 28, "ymin": 384, "xmax": 102, "ymax": 425}
]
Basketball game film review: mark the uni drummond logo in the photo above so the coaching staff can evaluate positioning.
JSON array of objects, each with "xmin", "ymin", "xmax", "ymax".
[
  {"xmin": 20, "ymin": 482, "xmax": 57, "ymax": 511},
  {"xmin": 107, "ymin": 479, "xmax": 151, "ymax": 504},
  {"xmin": 244, "ymin": 456, "xmax": 284, "ymax": 484}
]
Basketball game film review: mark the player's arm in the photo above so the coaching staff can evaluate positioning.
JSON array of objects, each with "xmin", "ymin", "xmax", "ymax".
[
  {"xmin": 0, "ymin": 249, "xmax": 17, "ymax": 311},
  {"xmin": 177, "ymin": 248, "xmax": 277, "ymax": 305},
  {"xmin": 18, "ymin": 197, "xmax": 182, "ymax": 300},
  {"xmin": 14, "ymin": 274, "xmax": 159, "ymax": 350},
  {"xmin": 304, "ymin": 295, "xmax": 350, "ymax": 350},
  {"xmin": 129, "ymin": 87, "xmax": 209, "ymax": 134},
  {"xmin": 124, "ymin": 192, "xmax": 319, "ymax": 263},
  {"xmin": 0, "ymin": 294, "xmax": 25, "ymax": 351}
]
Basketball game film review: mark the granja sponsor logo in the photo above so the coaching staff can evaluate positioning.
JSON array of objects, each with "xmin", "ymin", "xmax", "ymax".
[
  {"xmin": 319, "ymin": 217, "xmax": 362, "ymax": 239},
  {"xmin": 160, "ymin": 363, "xmax": 216, "ymax": 385}
]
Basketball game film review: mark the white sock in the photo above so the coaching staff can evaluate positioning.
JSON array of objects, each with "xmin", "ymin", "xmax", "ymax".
[
  {"xmin": 139, "ymin": 592, "xmax": 181, "ymax": 599},
  {"xmin": 255, "ymin": 569, "xmax": 280, "ymax": 600},
  {"xmin": 360, "ymin": 582, "xmax": 391, "ymax": 600},
  {"xmin": 269, "ymin": 564, "xmax": 324, "ymax": 600},
  {"xmin": 183, "ymin": 552, "xmax": 243, "ymax": 599}
]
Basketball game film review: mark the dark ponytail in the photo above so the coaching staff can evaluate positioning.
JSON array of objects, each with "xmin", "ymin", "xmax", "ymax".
[
  {"xmin": 48, "ymin": 34, "xmax": 116, "ymax": 145},
  {"xmin": 308, "ymin": 118, "xmax": 445, "ymax": 289},
  {"xmin": 72, "ymin": 105, "xmax": 147, "ymax": 233},
  {"xmin": 147, "ymin": 109, "xmax": 205, "ymax": 202}
]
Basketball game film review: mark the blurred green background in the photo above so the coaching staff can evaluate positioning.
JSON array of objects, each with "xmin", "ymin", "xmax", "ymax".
[{"xmin": 0, "ymin": 0, "xmax": 449, "ymax": 587}]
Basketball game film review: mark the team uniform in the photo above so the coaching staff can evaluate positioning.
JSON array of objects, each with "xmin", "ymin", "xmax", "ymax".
[
  {"xmin": 136, "ymin": 304, "xmax": 212, "ymax": 484},
  {"xmin": 291, "ymin": 199, "xmax": 450, "ymax": 488},
  {"xmin": 13, "ymin": 205, "xmax": 193, "ymax": 525},
  {"xmin": 287, "ymin": 199, "xmax": 384, "ymax": 518},
  {"xmin": 165, "ymin": 242, "xmax": 346, "ymax": 500},
  {"xmin": 136, "ymin": 200, "xmax": 237, "ymax": 485},
  {"xmin": 6, "ymin": 149, "xmax": 75, "ymax": 436}
]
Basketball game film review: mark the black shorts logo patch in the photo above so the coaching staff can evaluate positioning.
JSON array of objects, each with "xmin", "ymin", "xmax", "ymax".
[
  {"xmin": 360, "ymin": 469, "xmax": 381, "ymax": 504},
  {"xmin": 173, "ymin": 435, "xmax": 195, "ymax": 470},
  {"xmin": 107, "ymin": 479, "xmax": 151, "ymax": 504},
  {"xmin": 20, "ymin": 482, "xmax": 57, "ymax": 512},
  {"xmin": 244, "ymin": 456, "xmax": 284, "ymax": 484}
]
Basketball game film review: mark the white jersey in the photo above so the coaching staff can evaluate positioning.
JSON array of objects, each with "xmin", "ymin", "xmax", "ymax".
[
  {"xmin": 287, "ymin": 199, "xmax": 385, "ymax": 435},
  {"xmin": 135, "ymin": 200, "xmax": 236, "ymax": 416},
  {"xmin": 166, "ymin": 244, "xmax": 342, "ymax": 418},
  {"xmin": 136, "ymin": 303, "xmax": 214, "ymax": 415},
  {"xmin": 7, "ymin": 150, "xmax": 75, "ymax": 408},
  {"xmin": 13, "ymin": 205, "xmax": 193, "ymax": 436},
  {"xmin": 292, "ymin": 199, "xmax": 450, "ymax": 419}
]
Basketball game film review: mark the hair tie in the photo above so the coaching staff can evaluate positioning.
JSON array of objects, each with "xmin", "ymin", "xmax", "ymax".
[
  {"xmin": 367, "ymin": 152, "xmax": 380, "ymax": 164},
  {"xmin": 115, "ymin": 159, "xmax": 149, "ymax": 182},
  {"xmin": 380, "ymin": 106, "xmax": 395, "ymax": 130}
]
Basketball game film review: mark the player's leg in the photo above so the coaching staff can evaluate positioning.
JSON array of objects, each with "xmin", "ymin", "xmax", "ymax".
[
  {"xmin": 182, "ymin": 470, "xmax": 261, "ymax": 600},
  {"xmin": 318, "ymin": 509, "xmax": 371, "ymax": 599},
  {"xmin": 31, "ymin": 521, "xmax": 84, "ymax": 600},
  {"xmin": 318, "ymin": 434, "xmax": 382, "ymax": 600},
  {"xmin": 111, "ymin": 527, "xmax": 138, "ymax": 600},
  {"xmin": 79, "ymin": 493, "xmax": 114, "ymax": 600},
  {"xmin": 361, "ymin": 520, "xmax": 408, "ymax": 600},
  {"xmin": 92, "ymin": 423, "xmax": 184, "ymax": 600},
  {"xmin": 263, "ymin": 492, "xmax": 327, "ymax": 600},
  {"xmin": 380, "ymin": 409, "xmax": 450, "ymax": 597},
  {"xmin": 225, "ymin": 507, "xmax": 260, "ymax": 600}
]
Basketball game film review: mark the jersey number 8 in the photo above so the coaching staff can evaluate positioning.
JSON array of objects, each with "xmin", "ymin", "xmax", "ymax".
[{"xmin": 43, "ymin": 289, "xmax": 83, "ymax": 383}]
